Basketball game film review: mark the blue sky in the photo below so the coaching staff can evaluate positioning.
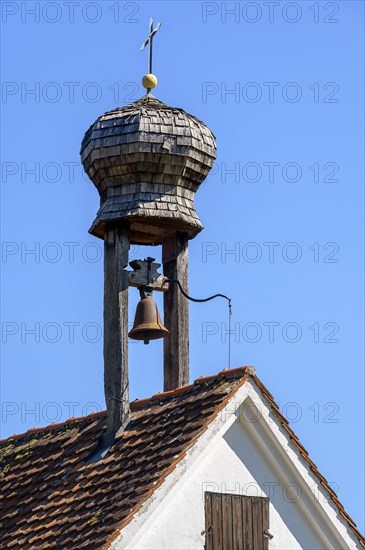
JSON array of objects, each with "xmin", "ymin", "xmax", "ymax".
[{"xmin": 1, "ymin": 0, "xmax": 364, "ymax": 533}]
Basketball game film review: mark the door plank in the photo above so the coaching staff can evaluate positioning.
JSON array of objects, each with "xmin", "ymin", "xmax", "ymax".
[
  {"xmin": 222, "ymin": 494, "xmax": 233, "ymax": 550},
  {"xmin": 262, "ymin": 497, "xmax": 270, "ymax": 550},
  {"xmin": 251, "ymin": 498, "xmax": 262, "ymax": 550},
  {"xmin": 232, "ymin": 494, "xmax": 244, "ymax": 550},
  {"xmin": 205, "ymin": 492, "xmax": 213, "ymax": 550},
  {"xmin": 211, "ymin": 493, "xmax": 223, "ymax": 550}
]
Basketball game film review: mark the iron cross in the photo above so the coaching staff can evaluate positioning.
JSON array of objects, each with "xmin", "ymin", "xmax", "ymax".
[{"xmin": 140, "ymin": 17, "xmax": 162, "ymax": 74}]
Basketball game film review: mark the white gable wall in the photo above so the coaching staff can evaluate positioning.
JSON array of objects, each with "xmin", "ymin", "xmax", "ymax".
[{"xmin": 110, "ymin": 381, "xmax": 360, "ymax": 550}]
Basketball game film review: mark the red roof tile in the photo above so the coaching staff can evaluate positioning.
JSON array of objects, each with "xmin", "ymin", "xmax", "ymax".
[{"xmin": 0, "ymin": 366, "xmax": 363, "ymax": 549}]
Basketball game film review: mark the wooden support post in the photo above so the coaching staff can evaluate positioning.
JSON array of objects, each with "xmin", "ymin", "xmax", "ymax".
[
  {"xmin": 104, "ymin": 225, "xmax": 130, "ymax": 436},
  {"xmin": 162, "ymin": 232, "xmax": 189, "ymax": 391}
]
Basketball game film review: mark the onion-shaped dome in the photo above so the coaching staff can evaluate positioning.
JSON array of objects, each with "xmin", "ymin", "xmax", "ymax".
[{"xmin": 80, "ymin": 95, "xmax": 216, "ymax": 244}]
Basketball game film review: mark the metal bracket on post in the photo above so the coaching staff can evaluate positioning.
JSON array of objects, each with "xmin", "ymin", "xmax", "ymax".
[{"xmin": 126, "ymin": 257, "xmax": 169, "ymax": 291}]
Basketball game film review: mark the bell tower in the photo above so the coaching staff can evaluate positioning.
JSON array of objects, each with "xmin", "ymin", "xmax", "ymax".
[{"xmin": 80, "ymin": 23, "xmax": 217, "ymax": 436}]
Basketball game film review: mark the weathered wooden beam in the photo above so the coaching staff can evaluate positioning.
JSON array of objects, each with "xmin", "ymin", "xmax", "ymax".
[
  {"xmin": 104, "ymin": 225, "xmax": 130, "ymax": 435},
  {"xmin": 162, "ymin": 232, "xmax": 189, "ymax": 391}
]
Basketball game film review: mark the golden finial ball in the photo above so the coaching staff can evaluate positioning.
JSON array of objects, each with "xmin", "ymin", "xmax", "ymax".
[{"xmin": 142, "ymin": 73, "xmax": 158, "ymax": 90}]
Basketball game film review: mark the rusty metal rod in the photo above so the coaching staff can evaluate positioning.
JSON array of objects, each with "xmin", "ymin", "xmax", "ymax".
[{"xmin": 168, "ymin": 279, "xmax": 232, "ymax": 370}]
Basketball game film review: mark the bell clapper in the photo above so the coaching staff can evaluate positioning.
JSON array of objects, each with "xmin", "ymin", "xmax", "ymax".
[{"xmin": 140, "ymin": 287, "xmax": 152, "ymax": 345}]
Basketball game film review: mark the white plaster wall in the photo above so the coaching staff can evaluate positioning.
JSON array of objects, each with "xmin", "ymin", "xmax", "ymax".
[
  {"xmin": 111, "ymin": 384, "xmax": 359, "ymax": 550},
  {"xmin": 115, "ymin": 419, "xmax": 339, "ymax": 550}
]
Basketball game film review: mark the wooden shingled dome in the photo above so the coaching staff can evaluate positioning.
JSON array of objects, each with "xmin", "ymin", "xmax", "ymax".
[{"xmin": 80, "ymin": 95, "xmax": 217, "ymax": 244}]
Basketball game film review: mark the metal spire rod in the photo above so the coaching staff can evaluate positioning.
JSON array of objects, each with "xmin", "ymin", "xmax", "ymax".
[{"xmin": 140, "ymin": 17, "xmax": 162, "ymax": 74}]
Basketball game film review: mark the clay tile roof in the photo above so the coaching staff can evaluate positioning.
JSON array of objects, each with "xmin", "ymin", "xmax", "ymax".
[{"xmin": 0, "ymin": 366, "xmax": 364, "ymax": 549}]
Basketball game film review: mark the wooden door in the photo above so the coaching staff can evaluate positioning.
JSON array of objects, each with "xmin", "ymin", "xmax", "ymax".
[{"xmin": 204, "ymin": 492, "xmax": 270, "ymax": 550}]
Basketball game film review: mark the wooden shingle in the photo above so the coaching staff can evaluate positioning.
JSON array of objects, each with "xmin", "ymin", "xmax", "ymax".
[{"xmin": 80, "ymin": 94, "xmax": 216, "ymax": 244}]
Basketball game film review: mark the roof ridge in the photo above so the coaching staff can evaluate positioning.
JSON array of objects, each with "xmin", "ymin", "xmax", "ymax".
[
  {"xmin": 0, "ymin": 367, "xmax": 255, "ymax": 444},
  {"xmin": 131, "ymin": 366, "xmax": 255, "ymax": 410}
]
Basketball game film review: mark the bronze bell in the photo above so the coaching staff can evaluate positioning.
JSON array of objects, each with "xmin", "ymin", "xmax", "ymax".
[{"xmin": 128, "ymin": 290, "xmax": 169, "ymax": 345}]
